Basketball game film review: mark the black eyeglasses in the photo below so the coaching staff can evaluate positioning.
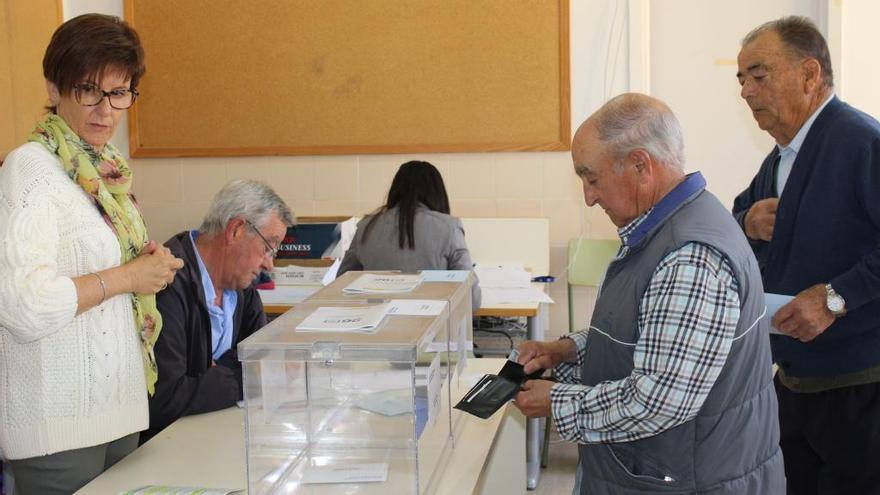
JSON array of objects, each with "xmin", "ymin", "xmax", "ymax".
[
  {"xmin": 73, "ymin": 83, "xmax": 139, "ymax": 109},
  {"xmin": 245, "ymin": 219, "xmax": 279, "ymax": 259}
]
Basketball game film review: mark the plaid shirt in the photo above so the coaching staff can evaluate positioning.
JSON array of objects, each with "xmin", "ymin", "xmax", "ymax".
[{"xmin": 551, "ymin": 207, "xmax": 741, "ymax": 444}]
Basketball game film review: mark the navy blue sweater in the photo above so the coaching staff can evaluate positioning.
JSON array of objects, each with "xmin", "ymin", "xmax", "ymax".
[{"xmin": 733, "ymin": 97, "xmax": 880, "ymax": 378}]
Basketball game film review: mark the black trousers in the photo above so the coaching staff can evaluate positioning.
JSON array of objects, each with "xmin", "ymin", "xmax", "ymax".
[{"xmin": 775, "ymin": 376, "xmax": 880, "ymax": 495}]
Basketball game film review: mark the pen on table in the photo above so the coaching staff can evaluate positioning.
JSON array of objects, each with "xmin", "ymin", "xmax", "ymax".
[{"xmin": 531, "ymin": 275, "xmax": 556, "ymax": 283}]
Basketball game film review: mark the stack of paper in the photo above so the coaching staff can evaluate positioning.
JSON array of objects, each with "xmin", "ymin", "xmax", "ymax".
[
  {"xmin": 475, "ymin": 264, "xmax": 554, "ymax": 306},
  {"xmin": 474, "ymin": 265, "xmax": 531, "ymax": 288},
  {"xmin": 120, "ymin": 487, "xmax": 243, "ymax": 495},
  {"xmin": 343, "ymin": 273, "xmax": 424, "ymax": 294},
  {"xmin": 257, "ymin": 285, "xmax": 320, "ymax": 304},
  {"xmin": 296, "ymin": 304, "xmax": 391, "ymax": 333}
]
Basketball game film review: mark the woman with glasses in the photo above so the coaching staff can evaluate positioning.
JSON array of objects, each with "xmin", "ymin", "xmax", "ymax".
[
  {"xmin": 338, "ymin": 160, "xmax": 481, "ymax": 309},
  {"xmin": 0, "ymin": 14, "xmax": 183, "ymax": 494}
]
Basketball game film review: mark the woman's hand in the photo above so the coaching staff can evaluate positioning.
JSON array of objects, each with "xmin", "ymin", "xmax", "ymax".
[{"xmin": 124, "ymin": 240, "xmax": 184, "ymax": 295}]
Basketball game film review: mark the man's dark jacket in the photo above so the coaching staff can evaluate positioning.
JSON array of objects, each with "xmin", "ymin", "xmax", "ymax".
[
  {"xmin": 733, "ymin": 97, "xmax": 880, "ymax": 378},
  {"xmin": 142, "ymin": 231, "xmax": 266, "ymax": 442}
]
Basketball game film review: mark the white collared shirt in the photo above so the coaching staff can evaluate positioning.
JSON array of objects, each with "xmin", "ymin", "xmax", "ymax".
[{"xmin": 775, "ymin": 93, "xmax": 835, "ymax": 195}]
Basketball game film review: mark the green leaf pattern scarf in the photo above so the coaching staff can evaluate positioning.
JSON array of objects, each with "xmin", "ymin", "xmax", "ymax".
[{"xmin": 29, "ymin": 113, "xmax": 162, "ymax": 396}]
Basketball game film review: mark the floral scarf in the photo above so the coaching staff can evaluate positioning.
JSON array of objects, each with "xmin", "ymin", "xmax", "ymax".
[{"xmin": 29, "ymin": 113, "xmax": 162, "ymax": 396}]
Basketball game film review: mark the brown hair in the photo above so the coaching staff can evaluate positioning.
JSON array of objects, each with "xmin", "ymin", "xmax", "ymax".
[{"xmin": 43, "ymin": 13, "xmax": 145, "ymax": 111}]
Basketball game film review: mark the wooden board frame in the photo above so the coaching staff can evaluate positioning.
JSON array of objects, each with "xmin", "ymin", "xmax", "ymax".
[{"xmin": 124, "ymin": 0, "xmax": 570, "ymax": 158}]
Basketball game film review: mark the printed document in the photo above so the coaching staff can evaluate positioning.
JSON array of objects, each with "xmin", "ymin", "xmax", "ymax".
[
  {"xmin": 296, "ymin": 304, "xmax": 391, "ymax": 333},
  {"xmin": 765, "ymin": 293, "xmax": 794, "ymax": 336},
  {"xmin": 343, "ymin": 273, "xmax": 424, "ymax": 294}
]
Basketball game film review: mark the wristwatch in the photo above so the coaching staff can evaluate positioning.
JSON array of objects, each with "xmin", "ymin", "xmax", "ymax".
[{"xmin": 825, "ymin": 284, "xmax": 846, "ymax": 317}]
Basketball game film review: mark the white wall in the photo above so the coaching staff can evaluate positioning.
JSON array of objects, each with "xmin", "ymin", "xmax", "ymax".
[
  {"xmin": 57, "ymin": 0, "xmax": 877, "ymax": 337},
  {"xmin": 648, "ymin": 0, "xmax": 820, "ymax": 208},
  {"xmin": 838, "ymin": 0, "xmax": 880, "ymax": 118}
]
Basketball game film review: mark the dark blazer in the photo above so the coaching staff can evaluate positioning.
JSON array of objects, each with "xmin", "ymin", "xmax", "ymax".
[
  {"xmin": 733, "ymin": 97, "xmax": 880, "ymax": 378},
  {"xmin": 338, "ymin": 205, "xmax": 481, "ymax": 309},
  {"xmin": 142, "ymin": 231, "xmax": 266, "ymax": 442}
]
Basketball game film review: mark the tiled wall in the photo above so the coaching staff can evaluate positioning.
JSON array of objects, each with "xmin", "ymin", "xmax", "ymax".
[{"xmin": 131, "ymin": 150, "xmax": 616, "ymax": 340}]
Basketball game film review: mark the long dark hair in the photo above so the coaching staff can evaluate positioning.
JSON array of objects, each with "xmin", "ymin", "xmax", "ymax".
[{"xmin": 361, "ymin": 161, "xmax": 450, "ymax": 249}]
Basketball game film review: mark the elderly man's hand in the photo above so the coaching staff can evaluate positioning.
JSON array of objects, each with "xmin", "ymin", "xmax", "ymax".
[
  {"xmin": 744, "ymin": 198, "xmax": 779, "ymax": 241},
  {"xmin": 517, "ymin": 339, "xmax": 577, "ymax": 375},
  {"xmin": 513, "ymin": 379, "xmax": 554, "ymax": 418},
  {"xmin": 773, "ymin": 284, "xmax": 835, "ymax": 342}
]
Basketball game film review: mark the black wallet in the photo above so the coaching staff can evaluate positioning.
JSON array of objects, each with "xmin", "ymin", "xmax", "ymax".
[{"xmin": 454, "ymin": 360, "xmax": 545, "ymax": 419}]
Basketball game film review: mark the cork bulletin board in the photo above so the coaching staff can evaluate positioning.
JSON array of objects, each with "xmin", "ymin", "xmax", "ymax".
[{"xmin": 124, "ymin": 0, "xmax": 570, "ymax": 157}]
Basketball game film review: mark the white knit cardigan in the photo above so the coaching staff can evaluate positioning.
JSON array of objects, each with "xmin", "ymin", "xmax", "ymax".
[{"xmin": 0, "ymin": 142, "xmax": 148, "ymax": 460}]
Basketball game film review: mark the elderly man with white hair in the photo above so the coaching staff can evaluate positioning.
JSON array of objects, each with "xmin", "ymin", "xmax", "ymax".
[
  {"xmin": 513, "ymin": 93, "xmax": 785, "ymax": 494},
  {"xmin": 142, "ymin": 179, "xmax": 294, "ymax": 443}
]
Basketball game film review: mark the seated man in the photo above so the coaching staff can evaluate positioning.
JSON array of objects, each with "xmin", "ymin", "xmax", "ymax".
[{"xmin": 142, "ymin": 179, "xmax": 294, "ymax": 442}]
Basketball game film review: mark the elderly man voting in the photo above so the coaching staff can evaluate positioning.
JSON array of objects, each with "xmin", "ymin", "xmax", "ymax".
[{"xmin": 513, "ymin": 93, "xmax": 784, "ymax": 494}]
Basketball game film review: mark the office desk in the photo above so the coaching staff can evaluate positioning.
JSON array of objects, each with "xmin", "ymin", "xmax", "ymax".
[{"xmin": 76, "ymin": 359, "xmax": 525, "ymax": 495}]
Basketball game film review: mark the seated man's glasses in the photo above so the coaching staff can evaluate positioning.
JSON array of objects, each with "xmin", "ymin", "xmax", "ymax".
[
  {"xmin": 245, "ymin": 219, "xmax": 280, "ymax": 260},
  {"xmin": 73, "ymin": 83, "xmax": 139, "ymax": 110}
]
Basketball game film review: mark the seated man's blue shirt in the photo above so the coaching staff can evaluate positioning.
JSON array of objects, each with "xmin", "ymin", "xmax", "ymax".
[{"xmin": 189, "ymin": 230, "xmax": 238, "ymax": 360}]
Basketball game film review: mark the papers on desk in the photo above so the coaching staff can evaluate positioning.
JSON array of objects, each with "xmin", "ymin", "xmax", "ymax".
[
  {"xmin": 765, "ymin": 293, "xmax": 795, "ymax": 336},
  {"xmin": 474, "ymin": 264, "xmax": 531, "ymax": 288},
  {"xmin": 343, "ymin": 273, "xmax": 424, "ymax": 293},
  {"xmin": 257, "ymin": 285, "xmax": 320, "ymax": 305},
  {"xmin": 387, "ymin": 299, "xmax": 447, "ymax": 316},
  {"xmin": 296, "ymin": 304, "xmax": 390, "ymax": 333},
  {"xmin": 271, "ymin": 264, "xmax": 327, "ymax": 285},
  {"xmin": 481, "ymin": 287, "xmax": 554, "ymax": 306},
  {"xmin": 301, "ymin": 463, "xmax": 389, "ymax": 484},
  {"xmin": 119, "ymin": 487, "xmax": 243, "ymax": 495},
  {"xmin": 421, "ymin": 270, "xmax": 471, "ymax": 282}
]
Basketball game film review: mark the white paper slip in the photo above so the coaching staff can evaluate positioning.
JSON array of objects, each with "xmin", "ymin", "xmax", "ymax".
[
  {"xmin": 271, "ymin": 264, "xmax": 327, "ymax": 285},
  {"xmin": 481, "ymin": 286, "xmax": 554, "ymax": 305},
  {"xmin": 257, "ymin": 285, "xmax": 321, "ymax": 304},
  {"xmin": 421, "ymin": 270, "xmax": 470, "ymax": 282},
  {"xmin": 119, "ymin": 487, "xmax": 243, "ymax": 495},
  {"xmin": 474, "ymin": 265, "xmax": 531, "ymax": 288},
  {"xmin": 296, "ymin": 304, "xmax": 390, "ymax": 333},
  {"xmin": 387, "ymin": 299, "xmax": 447, "ymax": 316},
  {"xmin": 301, "ymin": 463, "xmax": 389, "ymax": 484},
  {"xmin": 322, "ymin": 257, "xmax": 342, "ymax": 285},
  {"xmin": 343, "ymin": 273, "xmax": 424, "ymax": 293},
  {"xmin": 765, "ymin": 293, "xmax": 795, "ymax": 336}
]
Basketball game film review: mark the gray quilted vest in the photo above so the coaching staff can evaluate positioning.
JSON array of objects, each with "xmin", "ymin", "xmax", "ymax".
[{"xmin": 578, "ymin": 173, "xmax": 785, "ymax": 494}]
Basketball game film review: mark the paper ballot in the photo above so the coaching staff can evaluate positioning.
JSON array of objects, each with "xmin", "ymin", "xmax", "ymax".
[
  {"xmin": 296, "ymin": 304, "xmax": 391, "ymax": 333},
  {"xmin": 343, "ymin": 273, "xmax": 424, "ymax": 294},
  {"xmin": 120, "ymin": 487, "xmax": 243, "ymax": 495},
  {"xmin": 765, "ymin": 293, "xmax": 795, "ymax": 336},
  {"xmin": 301, "ymin": 463, "xmax": 388, "ymax": 484}
]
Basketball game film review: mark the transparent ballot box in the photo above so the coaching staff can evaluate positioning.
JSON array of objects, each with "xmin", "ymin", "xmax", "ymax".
[
  {"xmin": 310, "ymin": 271, "xmax": 474, "ymax": 375},
  {"xmin": 238, "ymin": 299, "xmax": 454, "ymax": 494}
]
